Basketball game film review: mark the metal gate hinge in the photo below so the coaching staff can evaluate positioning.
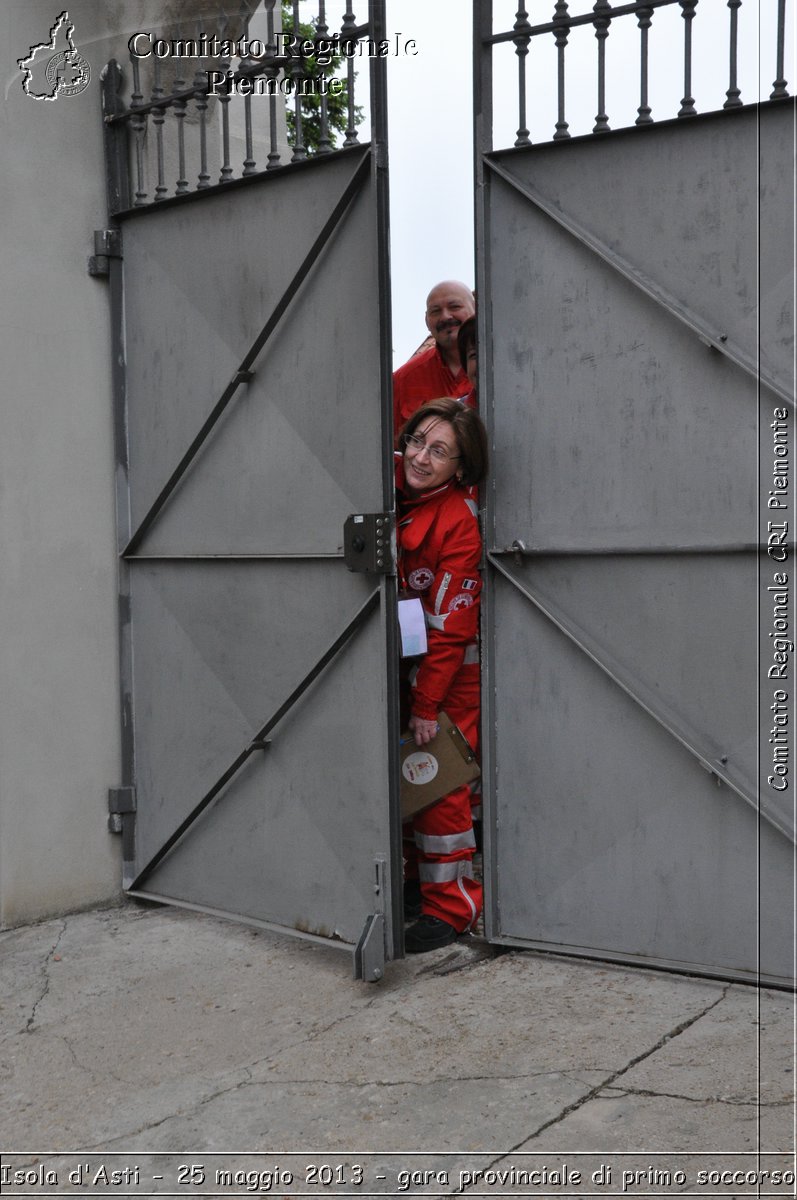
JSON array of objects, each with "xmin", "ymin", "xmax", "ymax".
[
  {"xmin": 88, "ymin": 229, "xmax": 122, "ymax": 277},
  {"xmin": 108, "ymin": 786, "xmax": 136, "ymax": 833},
  {"xmin": 343, "ymin": 512, "xmax": 394, "ymax": 574}
]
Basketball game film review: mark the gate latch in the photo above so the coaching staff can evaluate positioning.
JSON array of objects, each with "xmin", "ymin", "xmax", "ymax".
[{"xmin": 343, "ymin": 512, "xmax": 394, "ymax": 574}]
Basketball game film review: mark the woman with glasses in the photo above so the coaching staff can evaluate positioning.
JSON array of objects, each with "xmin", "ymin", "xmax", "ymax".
[{"xmin": 397, "ymin": 397, "xmax": 489, "ymax": 952}]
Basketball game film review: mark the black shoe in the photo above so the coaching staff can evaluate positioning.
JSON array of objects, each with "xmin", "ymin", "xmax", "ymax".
[
  {"xmin": 404, "ymin": 915, "xmax": 458, "ymax": 954},
  {"xmin": 403, "ymin": 880, "xmax": 422, "ymax": 922}
]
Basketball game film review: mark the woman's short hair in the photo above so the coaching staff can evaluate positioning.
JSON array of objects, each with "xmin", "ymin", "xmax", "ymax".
[
  {"xmin": 400, "ymin": 397, "xmax": 489, "ymax": 487},
  {"xmin": 457, "ymin": 317, "xmax": 477, "ymax": 372}
]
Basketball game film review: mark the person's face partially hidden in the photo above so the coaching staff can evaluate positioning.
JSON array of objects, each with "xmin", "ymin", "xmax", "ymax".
[
  {"xmin": 465, "ymin": 347, "xmax": 477, "ymax": 391},
  {"xmin": 424, "ymin": 284, "xmax": 475, "ymax": 359}
]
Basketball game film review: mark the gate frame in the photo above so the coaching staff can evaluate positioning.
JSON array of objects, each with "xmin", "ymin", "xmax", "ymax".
[
  {"xmin": 102, "ymin": 1, "xmax": 403, "ymax": 979},
  {"xmin": 473, "ymin": 1, "xmax": 795, "ymax": 989}
]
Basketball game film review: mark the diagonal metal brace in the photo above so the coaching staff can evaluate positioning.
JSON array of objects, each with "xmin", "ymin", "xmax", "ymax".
[
  {"xmin": 123, "ymin": 150, "xmax": 372, "ymax": 557},
  {"xmin": 128, "ymin": 588, "xmax": 380, "ymax": 892},
  {"xmin": 485, "ymin": 157, "xmax": 794, "ymax": 410},
  {"xmin": 489, "ymin": 551, "xmax": 795, "ymax": 844}
]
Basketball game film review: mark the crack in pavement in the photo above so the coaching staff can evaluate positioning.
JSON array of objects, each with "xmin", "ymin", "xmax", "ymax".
[
  {"xmin": 453, "ymin": 983, "xmax": 734, "ymax": 1194},
  {"xmin": 241, "ymin": 992, "xmax": 387, "ymax": 1073},
  {"xmin": 601, "ymin": 1084, "xmax": 793, "ymax": 1108},
  {"xmin": 72, "ymin": 1066, "xmax": 579, "ymax": 1150},
  {"xmin": 58, "ymin": 1032, "xmax": 131, "ymax": 1088},
  {"xmin": 261, "ymin": 955, "xmax": 494, "ymax": 1051},
  {"xmin": 80, "ymin": 1065, "xmax": 256, "ymax": 1150},
  {"xmin": 25, "ymin": 920, "xmax": 68, "ymax": 1033},
  {"xmin": 236, "ymin": 1068, "xmax": 571, "ymax": 1089}
]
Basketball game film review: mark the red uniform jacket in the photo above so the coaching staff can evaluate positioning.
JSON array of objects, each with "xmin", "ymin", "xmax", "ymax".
[
  {"xmin": 393, "ymin": 343, "xmax": 473, "ymax": 439},
  {"xmin": 397, "ymin": 466, "xmax": 482, "ymax": 722}
]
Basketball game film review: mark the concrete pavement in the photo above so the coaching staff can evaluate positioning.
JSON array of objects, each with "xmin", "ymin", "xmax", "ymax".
[{"xmin": 1, "ymin": 902, "xmax": 794, "ymax": 1196}]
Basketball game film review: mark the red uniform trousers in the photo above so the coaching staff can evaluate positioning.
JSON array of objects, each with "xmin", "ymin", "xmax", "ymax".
[{"xmin": 403, "ymin": 662, "xmax": 482, "ymax": 932}]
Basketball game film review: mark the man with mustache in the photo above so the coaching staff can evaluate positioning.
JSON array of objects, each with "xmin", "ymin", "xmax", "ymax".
[{"xmin": 392, "ymin": 280, "xmax": 475, "ymax": 438}]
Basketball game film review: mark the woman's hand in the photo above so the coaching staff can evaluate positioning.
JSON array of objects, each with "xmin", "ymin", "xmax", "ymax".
[{"xmin": 409, "ymin": 715, "xmax": 439, "ymax": 746}]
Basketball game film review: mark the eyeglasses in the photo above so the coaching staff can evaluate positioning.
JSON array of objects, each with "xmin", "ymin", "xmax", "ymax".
[{"xmin": 403, "ymin": 432, "xmax": 461, "ymax": 464}]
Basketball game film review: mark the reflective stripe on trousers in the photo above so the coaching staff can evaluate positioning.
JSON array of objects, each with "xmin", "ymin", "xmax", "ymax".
[
  {"xmin": 418, "ymin": 860, "xmax": 480, "ymax": 928},
  {"xmin": 415, "ymin": 828, "xmax": 476, "ymax": 854},
  {"xmin": 418, "ymin": 859, "xmax": 474, "ymax": 882}
]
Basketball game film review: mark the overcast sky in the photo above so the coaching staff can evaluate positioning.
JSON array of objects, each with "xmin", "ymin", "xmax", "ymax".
[
  {"xmin": 383, "ymin": 0, "xmax": 792, "ymax": 366},
  {"xmin": 386, "ymin": 2, "xmax": 477, "ymax": 364}
]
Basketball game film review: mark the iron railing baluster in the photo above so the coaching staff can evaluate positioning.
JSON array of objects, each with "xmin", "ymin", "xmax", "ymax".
[
  {"xmin": 129, "ymin": 52, "xmax": 148, "ymax": 206},
  {"xmin": 194, "ymin": 21, "xmax": 211, "ymax": 189},
  {"xmin": 152, "ymin": 57, "xmax": 168, "ymax": 199},
  {"xmin": 172, "ymin": 42, "xmax": 190, "ymax": 194},
  {"xmin": 217, "ymin": 10, "xmax": 234, "ymax": 183},
  {"xmin": 242, "ymin": 91, "xmax": 256, "ymax": 174},
  {"xmin": 490, "ymin": 0, "xmax": 691, "ymax": 44},
  {"xmin": 100, "ymin": 5, "xmax": 383, "ymax": 205},
  {"xmin": 724, "ymin": 0, "xmax": 742, "ymax": 108},
  {"xmin": 635, "ymin": 4, "xmax": 654, "ymax": 124},
  {"xmin": 474, "ymin": 0, "xmax": 791, "ymax": 145},
  {"xmin": 678, "ymin": 0, "xmax": 697, "ymax": 116},
  {"xmin": 552, "ymin": 0, "xmax": 571, "ymax": 140},
  {"xmin": 514, "ymin": 7, "xmax": 532, "ymax": 147},
  {"xmin": 593, "ymin": 0, "xmax": 612, "ymax": 132},
  {"xmin": 290, "ymin": 0, "xmax": 307, "ymax": 162},
  {"xmin": 316, "ymin": 0, "xmax": 333, "ymax": 153},
  {"xmin": 218, "ymin": 100, "xmax": 233, "ymax": 181},
  {"xmin": 771, "ymin": 0, "xmax": 788, "ymax": 99},
  {"xmin": 264, "ymin": 0, "xmax": 282, "ymax": 168},
  {"xmin": 240, "ymin": 3, "xmax": 256, "ymax": 175},
  {"xmin": 342, "ymin": 6, "xmax": 360, "ymax": 146}
]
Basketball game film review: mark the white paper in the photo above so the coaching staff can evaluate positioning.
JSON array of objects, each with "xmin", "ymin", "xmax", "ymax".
[{"xmin": 398, "ymin": 597, "xmax": 428, "ymax": 658}]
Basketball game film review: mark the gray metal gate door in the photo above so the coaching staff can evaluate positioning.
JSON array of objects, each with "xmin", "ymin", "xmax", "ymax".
[
  {"xmin": 103, "ymin": 4, "xmax": 400, "ymax": 979},
  {"xmin": 475, "ymin": 2, "xmax": 794, "ymax": 985}
]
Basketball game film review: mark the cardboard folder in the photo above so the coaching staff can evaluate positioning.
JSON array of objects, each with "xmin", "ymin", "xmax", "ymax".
[{"xmin": 400, "ymin": 711, "xmax": 480, "ymax": 821}]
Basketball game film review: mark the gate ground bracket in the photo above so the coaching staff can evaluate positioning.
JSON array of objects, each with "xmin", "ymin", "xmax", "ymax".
[
  {"xmin": 354, "ymin": 913, "xmax": 386, "ymax": 982},
  {"xmin": 88, "ymin": 229, "xmax": 122, "ymax": 277},
  {"xmin": 343, "ymin": 512, "xmax": 395, "ymax": 574},
  {"xmin": 354, "ymin": 857, "xmax": 387, "ymax": 981}
]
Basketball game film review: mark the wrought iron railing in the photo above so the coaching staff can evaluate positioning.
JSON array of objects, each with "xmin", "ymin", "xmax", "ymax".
[
  {"xmin": 482, "ymin": 0, "xmax": 791, "ymax": 149},
  {"xmin": 102, "ymin": 1, "xmax": 373, "ymax": 212}
]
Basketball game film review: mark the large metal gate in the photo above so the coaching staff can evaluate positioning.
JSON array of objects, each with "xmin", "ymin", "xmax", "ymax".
[
  {"xmin": 102, "ymin": 2, "xmax": 400, "ymax": 980},
  {"xmin": 104, "ymin": 0, "xmax": 794, "ymax": 986},
  {"xmin": 475, "ymin": 1, "xmax": 794, "ymax": 986}
]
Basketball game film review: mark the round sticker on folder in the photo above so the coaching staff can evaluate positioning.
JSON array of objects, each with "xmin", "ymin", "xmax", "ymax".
[{"xmin": 402, "ymin": 752, "xmax": 439, "ymax": 786}]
